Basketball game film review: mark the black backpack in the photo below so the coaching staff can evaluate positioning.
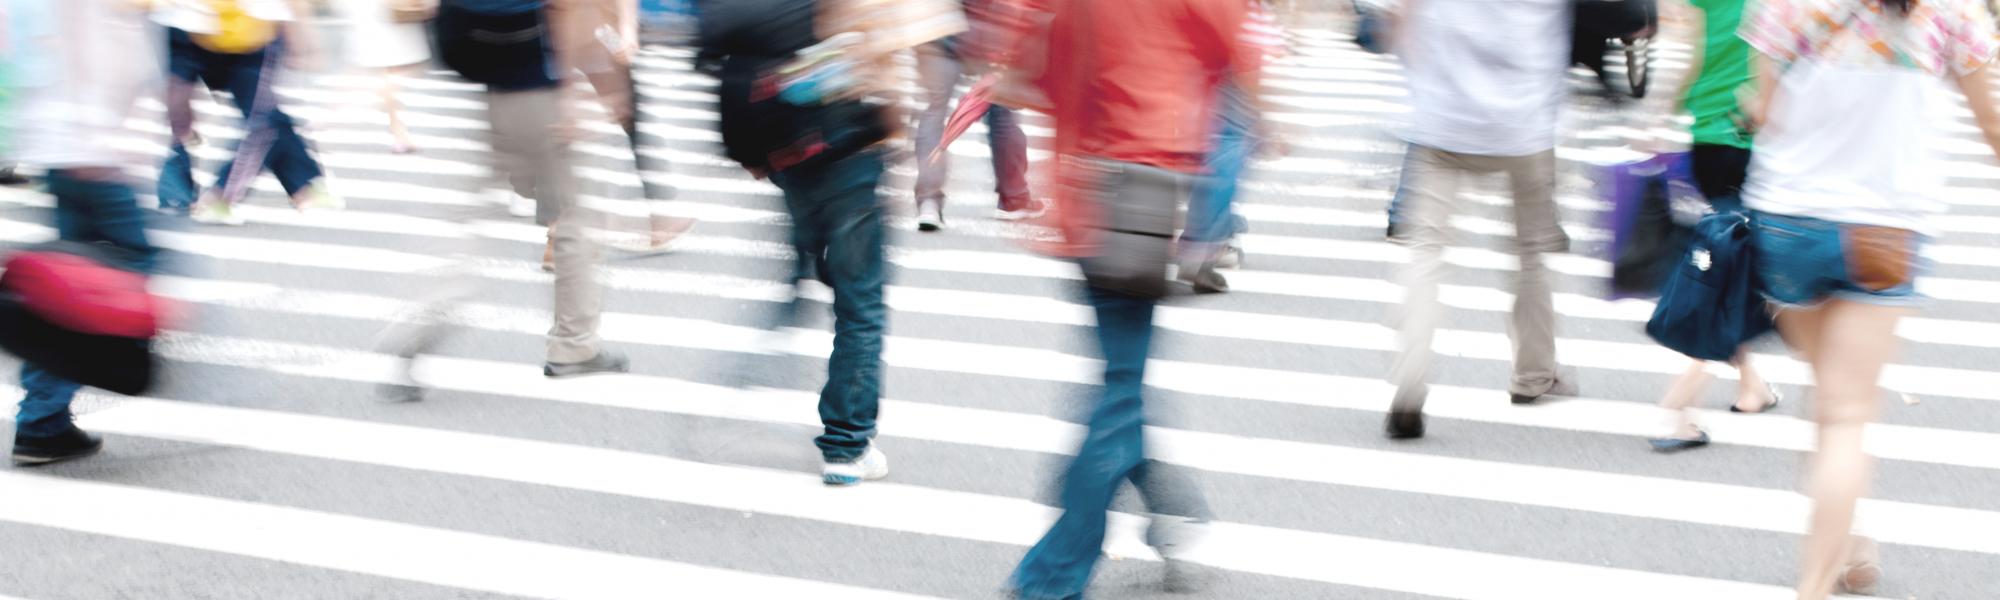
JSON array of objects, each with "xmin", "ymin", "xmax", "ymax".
[{"xmin": 697, "ymin": 0, "xmax": 887, "ymax": 173}]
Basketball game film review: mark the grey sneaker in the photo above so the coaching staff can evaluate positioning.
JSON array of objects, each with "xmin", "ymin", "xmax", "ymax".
[
  {"xmin": 1145, "ymin": 515, "xmax": 1209, "ymax": 593},
  {"xmin": 544, "ymin": 350, "xmax": 630, "ymax": 378}
]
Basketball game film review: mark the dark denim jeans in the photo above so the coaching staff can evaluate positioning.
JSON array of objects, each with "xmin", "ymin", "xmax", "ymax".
[
  {"xmin": 158, "ymin": 29, "xmax": 324, "ymax": 209},
  {"xmin": 1011, "ymin": 286, "xmax": 1210, "ymax": 600},
  {"xmin": 17, "ymin": 170, "xmax": 158, "ymax": 438},
  {"xmin": 769, "ymin": 150, "xmax": 889, "ymax": 461}
]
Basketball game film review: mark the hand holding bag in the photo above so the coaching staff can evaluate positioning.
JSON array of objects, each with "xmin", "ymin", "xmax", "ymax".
[{"xmin": 1644, "ymin": 211, "xmax": 1774, "ymax": 361}]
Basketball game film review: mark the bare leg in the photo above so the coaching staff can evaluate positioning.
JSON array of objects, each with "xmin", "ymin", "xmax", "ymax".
[
  {"xmin": 1793, "ymin": 300, "xmax": 1904, "ymax": 600},
  {"xmin": 1733, "ymin": 353, "xmax": 1777, "ymax": 412},
  {"xmin": 1656, "ymin": 360, "xmax": 1712, "ymax": 438},
  {"xmin": 382, "ymin": 65, "xmax": 419, "ymax": 153}
]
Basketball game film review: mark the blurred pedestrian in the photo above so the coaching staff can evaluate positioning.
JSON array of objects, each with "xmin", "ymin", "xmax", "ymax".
[
  {"xmin": 1645, "ymin": 0, "xmax": 1780, "ymax": 453},
  {"xmin": 375, "ymin": 0, "xmax": 628, "ymax": 400},
  {"xmin": 548, "ymin": 0, "xmax": 695, "ymax": 256},
  {"xmin": 1737, "ymin": 0, "xmax": 2000, "ymax": 595},
  {"xmin": 912, "ymin": 0, "xmax": 1035, "ymax": 232},
  {"xmin": 1178, "ymin": 0, "xmax": 1284, "ymax": 293},
  {"xmin": 699, "ymin": 0, "xmax": 956, "ymax": 485},
  {"xmin": 153, "ymin": 0, "xmax": 343, "ymax": 224},
  {"xmin": 335, "ymin": 0, "xmax": 435, "ymax": 154},
  {"xmin": 7, "ymin": 0, "xmax": 161, "ymax": 465},
  {"xmin": 1383, "ymin": 0, "xmax": 1575, "ymax": 440},
  {"xmin": 992, "ymin": 0, "xmax": 1264, "ymax": 596}
]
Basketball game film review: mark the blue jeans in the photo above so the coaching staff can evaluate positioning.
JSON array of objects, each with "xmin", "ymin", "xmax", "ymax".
[
  {"xmin": 769, "ymin": 150, "xmax": 889, "ymax": 461},
  {"xmin": 159, "ymin": 29, "xmax": 324, "ymax": 209},
  {"xmin": 1011, "ymin": 287, "xmax": 1210, "ymax": 600},
  {"xmin": 17, "ymin": 170, "xmax": 157, "ymax": 438},
  {"xmin": 1184, "ymin": 91, "xmax": 1256, "ymax": 247}
]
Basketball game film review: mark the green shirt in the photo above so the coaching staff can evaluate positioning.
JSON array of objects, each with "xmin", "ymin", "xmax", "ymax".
[{"xmin": 1685, "ymin": 0, "xmax": 1753, "ymax": 149}]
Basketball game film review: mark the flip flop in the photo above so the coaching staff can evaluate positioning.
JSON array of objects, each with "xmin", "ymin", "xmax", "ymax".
[
  {"xmin": 1730, "ymin": 383, "xmax": 1784, "ymax": 413},
  {"xmin": 1648, "ymin": 430, "xmax": 1711, "ymax": 453}
]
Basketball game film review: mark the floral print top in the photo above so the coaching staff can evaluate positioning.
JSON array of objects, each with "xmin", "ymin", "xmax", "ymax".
[{"xmin": 1741, "ymin": 0, "xmax": 1999, "ymax": 76}]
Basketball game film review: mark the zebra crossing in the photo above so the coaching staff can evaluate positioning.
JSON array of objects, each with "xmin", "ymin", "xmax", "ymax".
[{"xmin": 2, "ymin": 27, "xmax": 1999, "ymax": 600}]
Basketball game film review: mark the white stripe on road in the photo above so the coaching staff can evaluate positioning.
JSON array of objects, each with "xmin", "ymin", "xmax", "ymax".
[
  {"xmin": 17, "ymin": 400, "xmax": 1815, "ymax": 599},
  {"xmin": 142, "ymin": 280, "xmax": 2000, "ymax": 474},
  {"xmin": 98, "ymin": 332, "xmax": 2000, "ymax": 557},
  {"xmin": 0, "ymin": 471, "xmax": 942, "ymax": 600}
]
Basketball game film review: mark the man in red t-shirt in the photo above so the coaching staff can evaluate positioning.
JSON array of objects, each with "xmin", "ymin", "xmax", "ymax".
[{"xmin": 1000, "ymin": 0, "xmax": 1263, "ymax": 597}]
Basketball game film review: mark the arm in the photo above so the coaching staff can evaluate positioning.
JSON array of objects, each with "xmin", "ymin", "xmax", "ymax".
[
  {"xmin": 1956, "ymin": 64, "xmax": 2000, "ymax": 162},
  {"xmin": 1739, "ymin": 51, "xmax": 1780, "ymax": 133},
  {"xmin": 1667, "ymin": 0, "xmax": 1705, "ymax": 116},
  {"xmin": 284, "ymin": 0, "xmax": 320, "ymax": 70}
]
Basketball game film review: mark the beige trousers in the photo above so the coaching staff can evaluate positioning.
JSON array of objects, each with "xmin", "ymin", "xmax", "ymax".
[{"xmin": 1388, "ymin": 146, "xmax": 1569, "ymax": 409}]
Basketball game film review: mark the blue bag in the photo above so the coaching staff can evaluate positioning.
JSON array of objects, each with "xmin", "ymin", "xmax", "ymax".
[{"xmin": 1644, "ymin": 210, "xmax": 1774, "ymax": 361}]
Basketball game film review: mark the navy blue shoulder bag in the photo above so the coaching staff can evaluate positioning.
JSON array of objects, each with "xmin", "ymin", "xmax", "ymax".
[{"xmin": 1644, "ymin": 210, "xmax": 1775, "ymax": 361}]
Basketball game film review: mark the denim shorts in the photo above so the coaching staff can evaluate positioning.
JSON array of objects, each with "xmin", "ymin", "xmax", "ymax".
[{"xmin": 1754, "ymin": 212, "xmax": 1928, "ymax": 308}]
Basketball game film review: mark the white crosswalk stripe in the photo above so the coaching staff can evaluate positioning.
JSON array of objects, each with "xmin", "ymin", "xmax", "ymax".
[{"xmin": 3, "ymin": 28, "xmax": 1999, "ymax": 600}]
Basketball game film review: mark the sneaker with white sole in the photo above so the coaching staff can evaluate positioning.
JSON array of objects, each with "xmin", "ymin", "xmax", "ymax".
[
  {"xmin": 994, "ymin": 198, "xmax": 1048, "ymax": 222},
  {"xmin": 822, "ymin": 446, "xmax": 889, "ymax": 486},
  {"xmin": 189, "ymin": 199, "xmax": 246, "ymax": 226},
  {"xmin": 916, "ymin": 202, "xmax": 945, "ymax": 232}
]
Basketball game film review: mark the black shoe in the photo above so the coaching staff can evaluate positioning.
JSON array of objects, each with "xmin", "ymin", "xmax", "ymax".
[
  {"xmin": 544, "ymin": 349, "xmax": 629, "ymax": 378},
  {"xmin": 12, "ymin": 427, "xmax": 104, "ymax": 466},
  {"xmin": 377, "ymin": 382, "xmax": 426, "ymax": 402},
  {"xmin": 1385, "ymin": 410, "xmax": 1425, "ymax": 440},
  {"xmin": 0, "ymin": 167, "xmax": 29, "ymax": 186},
  {"xmin": 1509, "ymin": 393, "xmax": 1539, "ymax": 405}
]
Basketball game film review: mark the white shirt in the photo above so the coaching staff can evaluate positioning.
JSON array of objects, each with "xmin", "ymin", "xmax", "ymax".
[
  {"xmin": 1399, "ymin": 0, "xmax": 1571, "ymax": 157},
  {"xmin": 1742, "ymin": 62, "xmax": 1957, "ymax": 235},
  {"xmin": 153, "ymin": 0, "xmax": 295, "ymax": 35},
  {"xmin": 9, "ymin": 0, "xmax": 159, "ymax": 168}
]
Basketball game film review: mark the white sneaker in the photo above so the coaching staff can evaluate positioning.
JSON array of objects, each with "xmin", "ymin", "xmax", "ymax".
[
  {"xmin": 492, "ymin": 188, "xmax": 536, "ymax": 218},
  {"xmin": 189, "ymin": 200, "xmax": 246, "ymax": 226},
  {"xmin": 916, "ymin": 202, "xmax": 945, "ymax": 232},
  {"xmin": 822, "ymin": 446, "xmax": 889, "ymax": 486}
]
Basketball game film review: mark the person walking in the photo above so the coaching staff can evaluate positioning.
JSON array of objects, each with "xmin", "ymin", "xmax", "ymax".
[
  {"xmin": 1177, "ymin": 0, "xmax": 1284, "ymax": 293},
  {"xmin": 376, "ymin": 0, "xmax": 629, "ymax": 401},
  {"xmin": 547, "ymin": 0, "xmax": 695, "ymax": 258},
  {"xmin": 7, "ymin": 0, "xmax": 162, "ymax": 465},
  {"xmin": 153, "ymin": 0, "xmax": 343, "ymax": 224},
  {"xmin": 911, "ymin": 0, "xmax": 1034, "ymax": 232},
  {"xmin": 698, "ymin": 0, "xmax": 956, "ymax": 485},
  {"xmin": 1383, "ymin": 0, "xmax": 1576, "ymax": 440},
  {"xmin": 336, "ymin": 0, "xmax": 435, "ymax": 154},
  {"xmin": 1737, "ymin": 0, "xmax": 2000, "ymax": 595},
  {"xmin": 993, "ymin": 0, "xmax": 1264, "ymax": 596},
  {"xmin": 1645, "ymin": 0, "xmax": 1782, "ymax": 453}
]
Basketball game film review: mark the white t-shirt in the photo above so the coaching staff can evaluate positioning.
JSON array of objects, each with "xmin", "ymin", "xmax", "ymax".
[
  {"xmin": 1399, "ymin": 0, "xmax": 1571, "ymax": 157},
  {"xmin": 1739, "ymin": 0, "xmax": 1999, "ymax": 235},
  {"xmin": 153, "ymin": 0, "xmax": 295, "ymax": 35},
  {"xmin": 10, "ymin": 0, "xmax": 159, "ymax": 168}
]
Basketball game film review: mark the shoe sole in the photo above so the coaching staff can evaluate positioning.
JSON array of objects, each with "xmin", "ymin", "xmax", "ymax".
[
  {"xmin": 11, "ymin": 445, "xmax": 102, "ymax": 466},
  {"xmin": 917, "ymin": 222, "xmax": 942, "ymax": 232},
  {"xmin": 542, "ymin": 368, "xmax": 628, "ymax": 378},
  {"xmin": 823, "ymin": 474, "xmax": 864, "ymax": 486}
]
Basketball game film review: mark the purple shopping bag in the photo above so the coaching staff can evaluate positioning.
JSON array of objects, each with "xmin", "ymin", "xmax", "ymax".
[{"xmin": 1594, "ymin": 152, "xmax": 1703, "ymax": 299}]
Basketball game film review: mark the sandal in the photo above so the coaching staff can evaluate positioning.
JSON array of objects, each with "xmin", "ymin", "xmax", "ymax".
[
  {"xmin": 1730, "ymin": 383, "xmax": 1784, "ymax": 414},
  {"xmin": 1648, "ymin": 429, "xmax": 1710, "ymax": 453}
]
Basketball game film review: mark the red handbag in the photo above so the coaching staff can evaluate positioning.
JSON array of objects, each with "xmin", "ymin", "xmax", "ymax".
[{"xmin": 1, "ymin": 244, "xmax": 160, "ymax": 339}]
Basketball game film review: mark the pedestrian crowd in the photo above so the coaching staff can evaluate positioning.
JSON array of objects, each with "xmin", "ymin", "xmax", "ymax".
[{"xmin": 3, "ymin": 0, "xmax": 1996, "ymax": 598}]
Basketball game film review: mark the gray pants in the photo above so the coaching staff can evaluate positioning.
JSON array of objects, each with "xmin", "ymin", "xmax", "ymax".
[
  {"xmin": 377, "ymin": 88, "xmax": 603, "ymax": 366},
  {"xmin": 1388, "ymin": 146, "xmax": 1568, "ymax": 408}
]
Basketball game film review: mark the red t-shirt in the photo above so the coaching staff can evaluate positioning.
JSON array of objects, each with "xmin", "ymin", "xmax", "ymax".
[{"xmin": 1032, "ymin": 0, "xmax": 1264, "ymax": 172}]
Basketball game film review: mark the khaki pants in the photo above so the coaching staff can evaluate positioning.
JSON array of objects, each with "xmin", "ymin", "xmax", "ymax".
[
  {"xmin": 1388, "ymin": 146, "xmax": 1568, "ymax": 409},
  {"xmin": 488, "ymin": 88, "xmax": 602, "ymax": 364}
]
